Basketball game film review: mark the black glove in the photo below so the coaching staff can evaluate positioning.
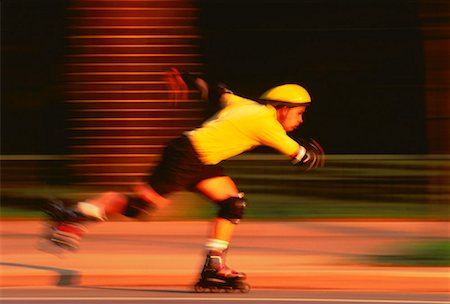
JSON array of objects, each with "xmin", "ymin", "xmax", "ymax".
[{"xmin": 292, "ymin": 138, "xmax": 325, "ymax": 171}]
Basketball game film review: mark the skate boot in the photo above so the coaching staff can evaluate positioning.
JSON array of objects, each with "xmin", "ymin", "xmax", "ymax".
[
  {"xmin": 40, "ymin": 199, "xmax": 94, "ymax": 251},
  {"xmin": 194, "ymin": 250, "xmax": 250, "ymax": 293}
]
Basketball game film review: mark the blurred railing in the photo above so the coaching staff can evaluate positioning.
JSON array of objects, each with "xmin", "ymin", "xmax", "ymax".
[
  {"xmin": 1, "ymin": 155, "xmax": 71, "ymax": 187},
  {"xmin": 1, "ymin": 154, "xmax": 448, "ymax": 219},
  {"xmin": 226, "ymin": 154, "xmax": 450, "ymax": 205}
]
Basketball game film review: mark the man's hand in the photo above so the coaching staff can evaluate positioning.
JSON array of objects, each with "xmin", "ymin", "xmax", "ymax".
[
  {"xmin": 292, "ymin": 138, "xmax": 325, "ymax": 171},
  {"xmin": 164, "ymin": 67, "xmax": 188, "ymax": 106}
]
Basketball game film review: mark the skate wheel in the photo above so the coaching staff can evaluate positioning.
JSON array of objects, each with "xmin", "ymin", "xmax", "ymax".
[
  {"xmin": 209, "ymin": 286, "xmax": 220, "ymax": 293},
  {"xmin": 239, "ymin": 283, "xmax": 250, "ymax": 293},
  {"xmin": 36, "ymin": 238, "xmax": 65, "ymax": 257},
  {"xmin": 194, "ymin": 284, "xmax": 206, "ymax": 293}
]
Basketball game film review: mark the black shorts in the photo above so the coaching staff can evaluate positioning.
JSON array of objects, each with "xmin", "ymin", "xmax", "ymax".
[{"xmin": 147, "ymin": 135, "xmax": 226, "ymax": 196}]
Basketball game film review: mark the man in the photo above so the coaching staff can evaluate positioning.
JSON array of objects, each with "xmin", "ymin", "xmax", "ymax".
[{"xmin": 44, "ymin": 69, "xmax": 324, "ymax": 292}]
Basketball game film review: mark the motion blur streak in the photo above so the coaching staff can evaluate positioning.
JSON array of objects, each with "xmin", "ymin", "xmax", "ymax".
[{"xmin": 64, "ymin": 0, "xmax": 205, "ymax": 194}]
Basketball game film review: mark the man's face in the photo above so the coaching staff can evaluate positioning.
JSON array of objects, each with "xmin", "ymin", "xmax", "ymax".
[{"xmin": 278, "ymin": 106, "xmax": 307, "ymax": 132}]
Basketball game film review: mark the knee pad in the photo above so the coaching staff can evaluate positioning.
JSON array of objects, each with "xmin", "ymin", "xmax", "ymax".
[
  {"xmin": 217, "ymin": 193, "xmax": 247, "ymax": 224},
  {"xmin": 122, "ymin": 195, "xmax": 154, "ymax": 218}
]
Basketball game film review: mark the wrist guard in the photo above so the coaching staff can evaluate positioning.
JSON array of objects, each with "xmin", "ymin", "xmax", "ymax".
[{"xmin": 292, "ymin": 138, "xmax": 325, "ymax": 171}]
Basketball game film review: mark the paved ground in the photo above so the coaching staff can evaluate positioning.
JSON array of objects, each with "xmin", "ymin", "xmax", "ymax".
[
  {"xmin": 0, "ymin": 220, "xmax": 448, "ymax": 292},
  {"xmin": 1, "ymin": 287, "xmax": 449, "ymax": 304}
]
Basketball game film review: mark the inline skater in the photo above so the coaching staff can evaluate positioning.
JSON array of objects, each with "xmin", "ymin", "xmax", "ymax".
[{"xmin": 43, "ymin": 68, "xmax": 324, "ymax": 292}]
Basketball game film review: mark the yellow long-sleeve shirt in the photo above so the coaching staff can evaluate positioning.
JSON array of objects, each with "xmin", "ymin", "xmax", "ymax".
[{"xmin": 185, "ymin": 93, "xmax": 300, "ymax": 165}]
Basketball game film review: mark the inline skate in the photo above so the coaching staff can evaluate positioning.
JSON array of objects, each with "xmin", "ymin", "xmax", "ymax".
[
  {"xmin": 194, "ymin": 250, "xmax": 250, "ymax": 293},
  {"xmin": 40, "ymin": 198, "xmax": 90, "ymax": 251}
]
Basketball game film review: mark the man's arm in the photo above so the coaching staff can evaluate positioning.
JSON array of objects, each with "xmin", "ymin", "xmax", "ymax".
[{"xmin": 291, "ymin": 138, "xmax": 325, "ymax": 171}]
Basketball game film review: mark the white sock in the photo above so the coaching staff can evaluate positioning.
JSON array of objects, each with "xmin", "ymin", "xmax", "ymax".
[
  {"xmin": 76, "ymin": 201, "xmax": 106, "ymax": 221},
  {"xmin": 205, "ymin": 238, "xmax": 229, "ymax": 253}
]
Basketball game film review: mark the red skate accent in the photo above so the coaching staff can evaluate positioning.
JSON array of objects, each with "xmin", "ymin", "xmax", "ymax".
[{"xmin": 55, "ymin": 223, "xmax": 85, "ymax": 238}]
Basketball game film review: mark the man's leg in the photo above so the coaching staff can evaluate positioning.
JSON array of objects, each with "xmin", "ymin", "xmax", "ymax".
[
  {"xmin": 44, "ymin": 184, "xmax": 170, "ymax": 250},
  {"xmin": 78, "ymin": 192, "xmax": 127, "ymax": 219},
  {"xmin": 74, "ymin": 183, "xmax": 171, "ymax": 219},
  {"xmin": 195, "ymin": 176, "xmax": 248, "ymax": 286},
  {"xmin": 196, "ymin": 176, "xmax": 240, "ymax": 242}
]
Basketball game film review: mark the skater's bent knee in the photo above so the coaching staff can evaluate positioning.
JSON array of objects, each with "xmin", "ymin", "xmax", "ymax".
[{"xmin": 217, "ymin": 193, "xmax": 246, "ymax": 224}]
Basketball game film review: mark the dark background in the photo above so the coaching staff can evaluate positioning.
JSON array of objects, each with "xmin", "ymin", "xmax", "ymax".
[
  {"xmin": 2, "ymin": 0, "xmax": 427, "ymax": 155},
  {"xmin": 2, "ymin": 0, "xmax": 70, "ymax": 155},
  {"xmin": 197, "ymin": 0, "xmax": 427, "ymax": 154}
]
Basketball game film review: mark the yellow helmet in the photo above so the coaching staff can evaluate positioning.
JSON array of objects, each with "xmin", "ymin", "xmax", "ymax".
[{"xmin": 259, "ymin": 84, "xmax": 311, "ymax": 107}]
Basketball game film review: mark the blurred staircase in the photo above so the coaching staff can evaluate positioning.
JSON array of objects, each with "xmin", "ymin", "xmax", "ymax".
[{"xmin": 64, "ymin": 0, "xmax": 206, "ymax": 191}]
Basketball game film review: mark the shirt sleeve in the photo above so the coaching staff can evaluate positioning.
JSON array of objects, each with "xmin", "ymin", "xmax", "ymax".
[{"xmin": 256, "ymin": 116, "xmax": 300, "ymax": 158}]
